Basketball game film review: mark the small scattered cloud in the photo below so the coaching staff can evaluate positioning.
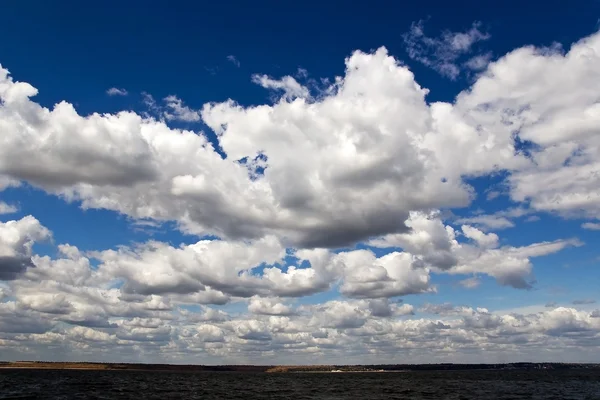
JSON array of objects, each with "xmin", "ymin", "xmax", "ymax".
[
  {"xmin": 227, "ymin": 55, "xmax": 240, "ymax": 67},
  {"xmin": 402, "ymin": 20, "xmax": 490, "ymax": 79},
  {"xmin": 525, "ymin": 215, "xmax": 541, "ymax": 223},
  {"xmin": 464, "ymin": 52, "xmax": 493, "ymax": 72},
  {"xmin": 296, "ymin": 68, "xmax": 308, "ymax": 78},
  {"xmin": 106, "ymin": 87, "xmax": 128, "ymax": 96},
  {"xmin": 251, "ymin": 74, "xmax": 310, "ymax": 101},
  {"xmin": 163, "ymin": 95, "xmax": 201, "ymax": 122},
  {"xmin": 0, "ymin": 202, "xmax": 18, "ymax": 215},
  {"xmin": 486, "ymin": 190, "xmax": 501, "ymax": 201},
  {"xmin": 455, "ymin": 208, "xmax": 533, "ymax": 231},
  {"xmin": 205, "ymin": 66, "xmax": 218, "ymax": 75},
  {"xmin": 572, "ymin": 299, "xmax": 596, "ymax": 305},
  {"xmin": 459, "ymin": 276, "xmax": 481, "ymax": 289},
  {"xmin": 455, "ymin": 215, "xmax": 515, "ymax": 231},
  {"xmin": 545, "ymin": 302, "xmax": 558, "ymax": 308},
  {"xmin": 582, "ymin": 222, "xmax": 600, "ymax": 230}
]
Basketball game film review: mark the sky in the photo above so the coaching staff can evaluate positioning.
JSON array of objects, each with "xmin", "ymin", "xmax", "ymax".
[{"xmin": 1, "ymin": 0, "xmax": 600, "ymax": 364}]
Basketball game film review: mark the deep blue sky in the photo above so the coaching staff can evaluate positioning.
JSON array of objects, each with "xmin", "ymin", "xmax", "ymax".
[{"xmin": 3, "ymin": 0, "xmax": 599, "ymax": 112}]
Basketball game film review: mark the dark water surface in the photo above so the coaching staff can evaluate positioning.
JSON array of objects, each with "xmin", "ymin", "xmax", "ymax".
[{"xmin": 1, "ymin": 369, "xmax": 599, "ymax": 399}]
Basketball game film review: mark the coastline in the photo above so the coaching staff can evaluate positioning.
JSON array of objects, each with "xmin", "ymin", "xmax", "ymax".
[{"xmin": 1, "ymin": 361, "xmax": 599, "ymax": 373}]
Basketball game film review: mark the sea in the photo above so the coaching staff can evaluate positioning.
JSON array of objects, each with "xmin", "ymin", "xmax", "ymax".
[{"xmin": 1, "ymin": 369, "xmax": 599, "ymax": 399}]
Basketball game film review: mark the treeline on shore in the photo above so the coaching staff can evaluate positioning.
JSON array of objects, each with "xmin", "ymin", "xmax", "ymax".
[{"xmin": 1, "ymin": 361, "xmax": 599, "ymax": 372}]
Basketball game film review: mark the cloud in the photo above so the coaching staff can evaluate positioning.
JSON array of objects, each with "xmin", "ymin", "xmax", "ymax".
[
  {"xmin": 106, "ymin": 87, "xmax": 128, "ymax": 96},
  {"xmin": 455, "ymin": 208, "xmax": 533, "ymax": 231},
  {"xmin": 1, "ymin": 30, "xmax": 600, "ymax": 363},
  {"xmin": 251, "ymin": 74, "xmax": 310, "ymax": 101},
  {"xmin": 572, "ymin": 299, "xmax": 596, "ymax": 305},
  {"xmin": 0, "ymin": 40, "xmax": 538, "ymax": 249},
  {"xmin": 402, "ymin": 20, "xmax": 490, "ymax": 79},
  {"xmin": 455, "ymin": 215, "xmax": 515, "ymax": 230},
  {"xmin": 163, "ymin": 95, "xmax": 201, "ymax": 122},
  {"xmin": 582, "ymin": 222, "xmax": 600, "ymax": 230},
  {"xmin": 460, "ymin": 34, "xmax": 600, "ymax": 221},
  {"xmin": 0, "ymin": 216, "xmax": 51, "ymax": 280},
  {"xmin": 464, "ymin": 52, "xmax": 493, "ymax": 72},
  {"xmin": 227, "ymin": 55, "xmax": 240, "ymax": 67},
  {"xmin": 248, "ymin": 296, "xmax": 295, "ymax": 316},
  {"xmin": 370, "ymin": 212, "xmax": 581, "ymax": 289},
  {"xmin": 459, "ymin": 276, "xmax": 481, "ymax": 289},
  {"xmin": 0, "ymin": 202, "xmax": 18, "ymax": 215},
  {"xmin": 2, "ymin": 237, "xmax": 599, "ymax": 364}
]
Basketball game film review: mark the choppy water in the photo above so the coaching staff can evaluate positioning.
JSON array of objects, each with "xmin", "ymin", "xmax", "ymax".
[{"xmin": 1, "ymin": 369, "xmax": 599, "ymax": 399}]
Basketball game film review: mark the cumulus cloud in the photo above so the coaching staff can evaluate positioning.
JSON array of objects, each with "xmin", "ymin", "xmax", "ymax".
[
  {"xmin": 402, "ymin": 20, "xmax": 490, "ymax": 79},
  {"xmin": 248, "ymin": 296, "xmax": 295, "ymax": 316},
  {"xmin": 0, "ymin": 216, "xmax": 51, "ymax": 280},
  {"xmin": 0, "ymin": 29, "xmax": 599, "ymax": 363},
  {"xmin": 461, "ymin": 34, "xmax": 600, "ymax": 220},
  {"xmin": 0, "ymin": 41, "xmax": 532, "ymax": 248},
  {"xmin": 106, "ymin": 87, "xmax": 128, "ymax": 96},
  {"xmin": 370, "ymin": 212, "xmax": 581, "ymax": 289}
]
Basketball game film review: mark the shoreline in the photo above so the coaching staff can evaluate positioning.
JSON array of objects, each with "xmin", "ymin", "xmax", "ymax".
[{"xmin": 1, "ymin": 361, "xmax": 599, "ymax": 373}]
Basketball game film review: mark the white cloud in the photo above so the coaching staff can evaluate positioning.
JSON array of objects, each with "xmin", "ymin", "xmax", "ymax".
[
  {"xmin": 0, "ymin": 202, "xmax": 17, "ymax": 214},
  {"xmin": 248, "ymin": 296, "xmax": 295, "ymax": 316},
  {"xmin": 402, "ymin": 20, "xmax": 490, "ymax": 79},
  {"xmin": 582, "ymin": 222, "xmax": 600, "ymax": 230},
  {"xmin": 455, "ymin": 208, "xmax": 533, "ymax": 231},
  {"xmin": 455, "ymin": 215, "xmax": 515, "ymax": 230},
  {"xmin": 0, "ymin": 216, "xmax": 51, "ymax": 280},
  {"xmin": 251, "ymin": 74, "xmax": 310, "ymax": 100},
  {"xmin": 459, "ymin": 33, "xmax": 600, "ymax": 220},
  {"xmin": 106, "ymin": 87, "xmax": 128, "ymax": 96},
  {"xmin": 459, "ymin": 276, "xmax": 481, "ymax": 289},
  {"xmin": 464, "ymin": 52, "xmax": 493, "ymax": 71},
  {"xmin": 370, "ymin": 212, "xmax": 580, "ymax": 289},
  {"xmin": 163, "ymin": 95, "xmax": 201, "ymax": 122},
  {"xmin": 227, "ymin": 55, "xmax": 240, "ymax": 67},
  {"xmin": 0, "ymin": 41, "xmax": 535, "ymax": 248}
]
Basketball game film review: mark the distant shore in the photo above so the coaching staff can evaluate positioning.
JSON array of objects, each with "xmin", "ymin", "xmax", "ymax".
[{"xmin": 1, "ymin": 361, "xmax": 599, "ymax": 373}]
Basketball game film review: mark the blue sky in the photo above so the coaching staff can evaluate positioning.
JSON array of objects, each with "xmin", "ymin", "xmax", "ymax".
[{"xmin": 0, "ymin": 0, "xmax": 599, "ymax": 364}]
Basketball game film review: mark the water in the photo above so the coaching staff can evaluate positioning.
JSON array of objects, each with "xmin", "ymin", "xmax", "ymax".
[{"xmin": 1, "ymin": 369, "xmax": 599, "ymax": 399}]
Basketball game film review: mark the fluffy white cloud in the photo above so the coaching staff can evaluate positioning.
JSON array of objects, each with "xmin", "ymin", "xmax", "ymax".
[
  {"xmin": 248, "ymin": 296, "xmax": 295, "ymax": 316},
  {"xmin": 0, "ymin": 34, "xmax": 539, "ymax": 249},
  {"xmin": 371, "ymin": 212, "xmax": 581, "ymax": 289},
  {"xmin": 458, "ymin": 33, "xmax": 600, "ymax": 220},
  {"xmin": 0, "ymin": 216, "xmax": 51, "ymax": 280}
]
